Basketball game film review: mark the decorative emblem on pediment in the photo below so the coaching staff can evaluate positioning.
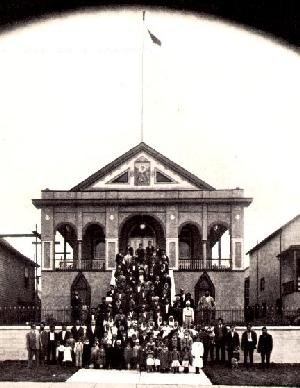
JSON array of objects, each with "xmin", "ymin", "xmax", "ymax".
[{"xmin": 134, "ymin": 157, "xmax": 150, "ymax": 186}]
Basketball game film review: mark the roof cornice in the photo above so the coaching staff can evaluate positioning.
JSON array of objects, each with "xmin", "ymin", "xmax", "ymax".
[{"xmin": 32, "ymin": 196, "xmax": 252, "ymax": 208}]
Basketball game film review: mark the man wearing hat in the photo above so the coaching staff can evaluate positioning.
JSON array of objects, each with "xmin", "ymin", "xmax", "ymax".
[
  {"xmin": 241, "ymin": 323, "xmax": 257, "ymax": 367},
  {"xmin": 178, "ymin": 288, "xmax": 186, "ymax": 308},
  {"xmin": 182, "ymin": 300, "xmax": 194, "ymax": 328}
]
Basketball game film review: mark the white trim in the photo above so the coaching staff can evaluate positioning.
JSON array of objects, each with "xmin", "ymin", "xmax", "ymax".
[
  {"xmin": 41, "ymin": 240, "xmax": 53, "ymax": 270},
  {"xmin": 231, "ymin": 237, "xmax": 244, "ymax": 270},
  {"xmin": 166, "ymin": 237, "xmax": 179, "ymax": 270},
  {"xmin": 105, "ymin": 238, "xmax": 118, "ymax": 270}
]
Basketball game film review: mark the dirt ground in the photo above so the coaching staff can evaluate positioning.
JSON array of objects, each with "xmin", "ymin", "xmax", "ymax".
[
  {"xmin": 203, "ymin": 363, "xmax": 300, "ymax": 386},
  {"xmin": 0, "ymin": 360, "xmax": 299, "ymax": 386}
]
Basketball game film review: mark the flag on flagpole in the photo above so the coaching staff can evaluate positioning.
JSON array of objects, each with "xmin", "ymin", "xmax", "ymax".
[{"xmin": 147, "ymin": 29, "xmax": 162, "ymax": 46}]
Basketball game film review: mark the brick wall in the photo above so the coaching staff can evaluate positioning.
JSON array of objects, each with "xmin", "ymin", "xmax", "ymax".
[
  {"xmin": 173, "ymin": 270, "xmax": 244, "ymax": 309},
  {"xmin": 0, "ymin": 245, "xmax": 35, "ymax": 306},
  {"xmin": 0, "ymin": 325, "xmax": 299, "ymax": 363},
  {"xmin": 41, "ymin": 271, "xmax": 112, "ymax": 309}
]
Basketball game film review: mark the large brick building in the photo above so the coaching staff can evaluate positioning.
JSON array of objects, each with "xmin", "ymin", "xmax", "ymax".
[
  {"xmin": 32, "ymin": 142, "xmax": 252, "ymax": 316},
  {"xmin": 0, "ymin": 238, "xmax": 36, "ymax": 306},
  {"xmin": 247, "ymin": 215, "xmax": 300, "ymax": 314}
]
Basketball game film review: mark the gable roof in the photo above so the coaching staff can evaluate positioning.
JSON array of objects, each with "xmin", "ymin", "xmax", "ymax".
[
  {"xmin": 246, "ymin": 214, "xmax": 300, "ymax": 255},
  {"xmin": 0, "ymin": 238, "xmax": 37, "ymax": 267},
  {"xmin": 71, "ymin": 142, "xmax": 215, "ymax": 191}
]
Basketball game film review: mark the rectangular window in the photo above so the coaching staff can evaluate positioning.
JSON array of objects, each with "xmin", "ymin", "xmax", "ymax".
[
  {"xmin": 244, "ymin": 277, "xmax": 250, "ymax": 307},
  {"xmin": 297, "ymin": 254, "xmax": 300, "ymax": 291},
  {"xmin": 24, "ymin": 266, "xmax": 29, "ymax": 288},
  {"xmin": 260, "ymin": 277, "xmax": 265, "ymax": 291}
]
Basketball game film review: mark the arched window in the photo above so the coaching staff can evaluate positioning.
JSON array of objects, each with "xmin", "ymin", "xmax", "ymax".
[
  {"xmin": 207, "ymin": 223, "xmax": 231, "ymax": 269},
  {"xmin": 82, "ymin": 224, "xmax": 105, "ymax": 270},
  {"xmin": 54, "ymin": 223, "xmax": 77, "ymax": 270},
  {"xmin": 178, "ymin": 223, "xmax": 202, "ymax": 270}
]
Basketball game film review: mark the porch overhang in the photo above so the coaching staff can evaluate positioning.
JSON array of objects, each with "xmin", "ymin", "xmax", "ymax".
[{"xmin": 32, "ymin": 189, "xmax": 252, "ymax": 209}]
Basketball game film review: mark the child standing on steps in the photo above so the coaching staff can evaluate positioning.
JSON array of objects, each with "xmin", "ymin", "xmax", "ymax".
[
  {"xmin": 146, "ymin": 346, "xmax": 155, "ymax": 372},
  {"xmin": 159, "ymin": 343, "xmax": 170, "ymax": 373},
  {"xmin": 181, "ymin": 346, "xmax": 192, "ymax": 373},
  {"xmin": 131, "ymin": 339, "xmax": 140, "ymax": 370},
  {"xmin": 170, "ymin": 347, "xmax": 181, "ymax": 374},
  {"xmin": 124, "ymin": 342, "xmax": 133, "ymax": 370}
]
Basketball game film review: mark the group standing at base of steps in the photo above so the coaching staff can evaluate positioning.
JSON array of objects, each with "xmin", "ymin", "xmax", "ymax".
[{"xmin": 26, "ymin": 242, "xmax": 273, "ymax": 371}]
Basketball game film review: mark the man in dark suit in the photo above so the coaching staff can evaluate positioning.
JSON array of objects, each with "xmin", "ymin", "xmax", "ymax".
[
  {"xmin": 172, "ymin": 296, "xmax": 183, "ymax": 325},
  {"xmin": 257, "ymin": 326, "xmax": 273, "ymax": 368},
  {"xmin": 241, "ymin": 324, "xmax": 257, "ymax": 366},
  {"xmin": 71, "ymin": 290, "xmax": 82, "ymax": 323},
  {"xmin": 214, "ymin": 318, "xmax": 227, "ymax": 363},
  {"xmin": 136, "ymin": 243, "xmax": 145, "ymax": 263},
  {"xmin": 39, "ymin": 322, "xmax": 48, "ymax": 365},
  {"xmin": 71, "ymin": 320, "xmax": 84, "ymax": 342},
  {"xmin": 161, "ymin": 298, "xmax": 172, "ymax": 322},
  {"xmin": 57, "ymin": 324, "xmax": 70, "ymax": 345},
  {"xmin": 106, "ymin": 284, "xmax": 116, "ymax": 299},
  {"xmin": 177, "ymin": 288, "xmax": 186, "ymax": 308},
  {"xmin": 26, "ymin": 323, "xmax": 40, "ymax": 367},
  {"xmin": 47, "ymin": 324, "xmax": 58, "ymax": 364},
  {"xmin": 185, "ymin": 292, "xmax": 195, "ymax": 309},
  {"xmin": 146, "ymin": 240, "xmax": 155, "ymax": 258},
  {"xmin": 226, "ymin": 325, "xmax": 240, "ymax": 366}
]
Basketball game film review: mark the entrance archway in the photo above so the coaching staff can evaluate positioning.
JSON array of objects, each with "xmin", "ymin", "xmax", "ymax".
[{"xmin": 119, "ymin": 214, "xmax": 165, "ymax": 255}]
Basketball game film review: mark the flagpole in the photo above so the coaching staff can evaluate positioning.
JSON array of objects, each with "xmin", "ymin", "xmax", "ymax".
[{"xmin": 141, "ymin": 10, "xmax": 145, "ymax": 143}]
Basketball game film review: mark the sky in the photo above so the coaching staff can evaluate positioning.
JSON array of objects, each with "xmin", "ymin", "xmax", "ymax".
[{"xmin": 0, "ymin": 8, "xmax": 300, "ymax": 267}]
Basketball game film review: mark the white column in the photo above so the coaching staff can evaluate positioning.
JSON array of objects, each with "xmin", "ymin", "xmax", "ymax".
[
  {"xmin": 231, "ymin": 237, "xmax": 244, "ymax": 270},
  {"xmin": 105, "ymin": 238, "xmax": 119, "ymax": 270},
  {"xmin": 166, "ymin": 237, "xmax": 179, "ymax": 270},
  {"xmin": 42, "ymin": 240, "xmax": 54, "ymax": 270}
]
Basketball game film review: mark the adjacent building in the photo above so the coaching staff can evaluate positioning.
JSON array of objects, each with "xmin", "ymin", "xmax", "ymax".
[
  {"xmin": 247, "ymin": 214, "xmax": 300, "ymax": 315},
  {"xmin": 0, "ymin": 238, "xmax": 36, "ymax": 306}
]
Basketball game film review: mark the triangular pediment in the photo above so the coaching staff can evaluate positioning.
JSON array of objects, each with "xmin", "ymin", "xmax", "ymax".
[{"xmin": 71, "ymin": 142, "xmax": 215, "ymax": 191}]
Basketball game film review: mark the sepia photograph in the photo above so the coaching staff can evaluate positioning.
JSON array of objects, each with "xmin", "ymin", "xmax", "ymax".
[{"xmin": 0, "ymin": 1, "xmax": 299, "ymax": 387}]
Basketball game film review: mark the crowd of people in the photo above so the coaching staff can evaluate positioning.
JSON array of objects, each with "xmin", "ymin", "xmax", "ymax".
[{"xmin": 26, "ymin": 241, "xmax": 274, "ymax": 371}]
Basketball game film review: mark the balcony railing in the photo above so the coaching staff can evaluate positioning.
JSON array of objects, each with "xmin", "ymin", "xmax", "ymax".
[
  {"xmin": 178, "ymin": 258, "xmax": 232, "ymax": 271},
  {"xmin": 81, "ymin": 259, "xmax": 105, "ymax": 271},
  {"xmin": 54, "ymin": 258, "xmax": 105, "ymax": 271},
  {"xmin": 1, "ymin": 305, "xmax": 300, "ymax": 326}
]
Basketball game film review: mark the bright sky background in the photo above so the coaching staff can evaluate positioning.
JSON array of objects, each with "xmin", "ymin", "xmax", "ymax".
[{"xmin": 1, "ymin": 8, "xmax": 300, "ymax": 267}]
